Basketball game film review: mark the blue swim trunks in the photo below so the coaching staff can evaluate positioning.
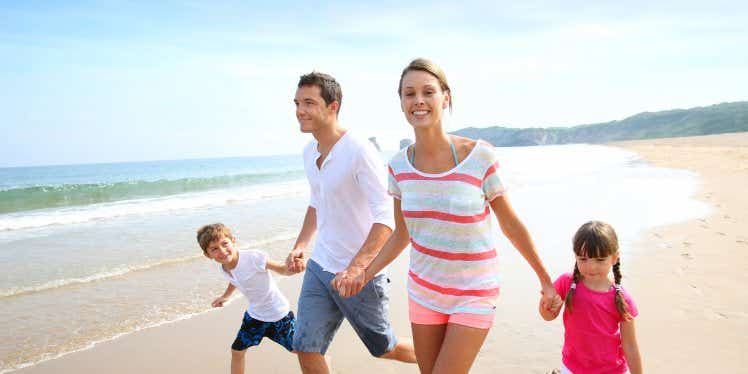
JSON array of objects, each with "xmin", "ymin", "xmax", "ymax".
[{"xmin": 231, "ymin": 310, "xmax": 295, "ymax": 351}]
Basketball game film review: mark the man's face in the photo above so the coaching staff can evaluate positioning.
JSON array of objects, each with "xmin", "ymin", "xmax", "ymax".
[{"xmin": 294, "ymin": 85, "xmax": 336, "ymax": 133}]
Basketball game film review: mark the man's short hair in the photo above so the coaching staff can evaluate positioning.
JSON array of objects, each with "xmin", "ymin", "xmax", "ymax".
[{"xmin": 298, "ymin": 72, "xmax": 342, "ymax": 114}]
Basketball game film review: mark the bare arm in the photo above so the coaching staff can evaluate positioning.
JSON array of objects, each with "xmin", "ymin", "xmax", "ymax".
[
  {"xmin": 266, "ymin": 258, "xmax": 293, "ymax": 276},
  {"xmin": 286, "ymin": 206, "xmax": 317, "ymax": 273},
  {"xmin": 490, "ymin": 195, "xmax": 556, "ymax": 301},
  {"xmin": 211, "ymin": 283, "xmax": 236, "ymax": 307},
  {"xmin": 350, "ymin": 223, "xmax": 393, "ymax": 270},
  {"xmin": 332, "ymin": 222, "xmax": 393, "ymax": 297},
  {"xmin": 621, "ymin": 319, "xmax": 643, "ymax": 374},
  {"xmin": 336, "ymin": 199, "xmax": 410, "ymax": 297},
  {"xmin": 367, "ymin": 199, "xmax": 410, "ymax": 279}
]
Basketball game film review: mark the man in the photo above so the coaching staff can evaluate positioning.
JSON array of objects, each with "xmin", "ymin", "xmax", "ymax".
[{"xmin": 287, "ymin": 72, "xmax": 416, "ymax": 373}]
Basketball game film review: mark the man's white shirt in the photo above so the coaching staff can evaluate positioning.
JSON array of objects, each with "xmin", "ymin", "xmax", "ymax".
[{"xmin": 303, "ymin": 131, "xmax": 394, "ymax": 274}]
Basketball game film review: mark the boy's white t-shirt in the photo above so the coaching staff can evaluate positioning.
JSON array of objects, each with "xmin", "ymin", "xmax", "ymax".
[{"xmin": 219, "ymin": 249, "xmax": 290, "ymax": 322}]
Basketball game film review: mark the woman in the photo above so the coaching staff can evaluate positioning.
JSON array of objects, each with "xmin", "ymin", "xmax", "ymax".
[{"xmin": 342, "ymin": 58, "xmax": 558, "ymax": 373}]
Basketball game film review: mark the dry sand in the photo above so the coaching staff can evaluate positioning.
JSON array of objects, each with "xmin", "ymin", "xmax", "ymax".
[
  {"xmin": 611, "ymin": 133, "xmax": 748, "ymax": 372},
  {"xmin": 17, "ymin": 132, "xmax": 747, "ymax": 373}
]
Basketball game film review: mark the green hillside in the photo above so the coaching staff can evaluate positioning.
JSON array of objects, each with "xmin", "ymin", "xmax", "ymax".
[{"xmin": 452, "ymin": 101, "xmax": 748, "ymax": 146}]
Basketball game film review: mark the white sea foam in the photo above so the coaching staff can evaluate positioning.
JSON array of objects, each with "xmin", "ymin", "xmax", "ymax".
[
  {"xmin": 0, "ymin": 232, "xmax": 296, "ymax": 299},
  {"xmin": 0, "ymin": 180, "xmax": 307, "ymax": 232}
]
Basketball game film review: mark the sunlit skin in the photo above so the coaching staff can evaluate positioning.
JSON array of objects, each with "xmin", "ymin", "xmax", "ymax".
[
  {"xmin": 293, "ymin": 85, "xmax": 338, "ymax": 135},
  {"xmin": 205, "ymin": 237, "xmax": 239, "ymax": 270},
  {"xmin": 400, "ymin": 70, "xmax": 450, "ymax": 131},
  {"xmin": 576, "ymin": 253, "xmax": 619, "ymax": 291}
]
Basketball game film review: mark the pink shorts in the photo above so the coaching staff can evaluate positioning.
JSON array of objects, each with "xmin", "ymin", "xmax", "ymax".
[{"xmin": 408, "ymin": 297, "xmax": 494, "ymax": 329}]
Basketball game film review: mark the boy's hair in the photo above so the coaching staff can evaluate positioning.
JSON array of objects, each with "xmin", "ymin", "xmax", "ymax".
[
  {"xmin": 564, "ymin": 220, "xmax": 633, "ymax": 321},
  {"xmin": 196, "ymin": 223, "xmax": 236, "ymax": 254},
  {"xmin": 298, "ymin": 71, "xmax": 342, "ymax": 114},
  {"xmin": 398, "ymin": 57, "xmax": 453, "ymax": 111}
]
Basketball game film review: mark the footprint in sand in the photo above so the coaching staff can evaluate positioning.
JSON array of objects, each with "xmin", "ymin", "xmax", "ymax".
[
  {"xmin": 705, "ymin": 310, "xmax": 728, "ymax": 320},
  {"xmin": 683, "ymin": 241, "xmax": 692, "ymax": 247},
  {"xmin": 681, "ymin": 252, "xmax": 693, "ymax": 260}
]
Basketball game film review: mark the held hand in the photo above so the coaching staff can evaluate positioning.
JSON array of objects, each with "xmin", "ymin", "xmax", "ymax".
[
  {"xmin": 331, "ymin": 266, "xmax": 366, "ymax": 298},
  {"xmin": 540, "ymin": 283, "xmax": 559, "ymax": 311},
  {"xmin": 547, "ymin": 294, "xmax": 564, "ymax": 313},
  {"xmin": 286, "ymin": 249, "xmax": 307, "ymax": 274},
  {"xmin": 211, "ymin": 296, "xmax": 229, "ymax": 308}
]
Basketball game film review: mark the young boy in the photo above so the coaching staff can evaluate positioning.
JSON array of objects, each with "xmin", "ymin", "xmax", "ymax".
[{"xmin": 197, "ymin": 223, "xmax": 300, "ymax": 374}]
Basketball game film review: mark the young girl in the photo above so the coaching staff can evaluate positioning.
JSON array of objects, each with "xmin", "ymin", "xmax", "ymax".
[
  {"xmin": 339, "ymin": 58, "xmax": 558, "ymax": 373},
  {"xmin": 540, "ymin": 221, "xmax": 643, "ymax": 374}
]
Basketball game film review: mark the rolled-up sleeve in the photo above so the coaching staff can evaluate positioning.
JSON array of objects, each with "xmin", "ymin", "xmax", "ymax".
[
  {"xmin": 354, "ymin": 144, "xmax": 395, "ymax": 230},
  {"xmin": 308, "ymin": 177, "xmax": 319, "ymax": 208}
]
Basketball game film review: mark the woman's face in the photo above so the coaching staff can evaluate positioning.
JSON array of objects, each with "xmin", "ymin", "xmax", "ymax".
[{"xmin": 399, "ymin": 70, "xmax": 450, "ymax": 129}]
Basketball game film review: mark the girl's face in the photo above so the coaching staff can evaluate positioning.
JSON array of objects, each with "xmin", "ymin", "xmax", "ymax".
[
  {"xmin": 399, "ymin": 70, "xmax": 450, "ymax": 129},
  {"xmin": 575, "ymin": 252, "xmax": 619, "ymax": 283}
]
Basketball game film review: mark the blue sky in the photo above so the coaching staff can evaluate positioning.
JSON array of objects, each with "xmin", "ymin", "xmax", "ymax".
[{"xmin": 1, "ymin": 1, "xmax": 747, "ymax": 167}]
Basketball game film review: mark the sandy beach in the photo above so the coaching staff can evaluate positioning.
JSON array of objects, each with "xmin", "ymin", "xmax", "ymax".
[
  {"xmin": 611, "ymin": 133, "xmax": 748, "ymax": 372},
  {"xmin": 15, "ymin": 132, "xmax": 747, "ymax": 373}
]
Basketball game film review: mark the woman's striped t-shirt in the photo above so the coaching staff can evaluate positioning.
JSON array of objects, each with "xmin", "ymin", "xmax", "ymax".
[{"xmin": 388, "ymin": 140, "xmax": 506, "ymax": 315}]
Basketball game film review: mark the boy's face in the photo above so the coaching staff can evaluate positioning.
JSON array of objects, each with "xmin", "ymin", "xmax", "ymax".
[{"xmin": 204, "ymin": 235, "xmax": 237, "ymax": 265}]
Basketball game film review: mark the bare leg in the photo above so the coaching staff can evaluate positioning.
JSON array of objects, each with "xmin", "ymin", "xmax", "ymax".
[
  {"xmin": 379, "ymin": 337, "xmax": 417, "ymax": 363},
  {"xmin": 297, "ymin": 351, "xmax": 330, "ymax": 374},
  {"xmin": 411, "ymin": 324, "xmax": 447, "ymax": 373},
  {"xmin": 231, "ymin": 349, "xmax": 246, "ymax": 374},
  {"xmin": 431, "ymin": 323, "xmax": 489, "ymax": 374}
]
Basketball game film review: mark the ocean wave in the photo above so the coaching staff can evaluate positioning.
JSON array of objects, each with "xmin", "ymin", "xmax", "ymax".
[
  {"xmin": 0, "ymin": 170, "xmax": 305, "ymax": 214},
  {"xmin": 0, "ymin": 180, "xmax": 307, "ymax": 231},
  {"xmin": 0, "ymin": 255, "xmax": 202, "ymax": 299},
  {"xmin": 0, "ymin": 232, "xmax": 296, "ymax": 299}
]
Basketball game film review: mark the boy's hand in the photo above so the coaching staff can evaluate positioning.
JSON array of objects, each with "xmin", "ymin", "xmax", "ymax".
[
  {"xmin": 212, "ymin": 296, "xmax": 229, "ymax": 308},
  {"xmin": 286, "ymin": 249, "xmax": 307, "ymax": 274}
]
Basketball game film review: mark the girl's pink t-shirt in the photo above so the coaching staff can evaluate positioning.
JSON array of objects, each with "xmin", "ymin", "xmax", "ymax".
[{"xmin": 554, "ymin": 273, "xmax": 639, "ymax": 374}]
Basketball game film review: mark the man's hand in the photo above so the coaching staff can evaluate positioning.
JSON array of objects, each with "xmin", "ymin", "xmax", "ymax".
[
  {"xmin": 331, "ymin": 265, "xmax": 366, "ymax": 298},
  {"xmin": 286, "ymin": 249, "xmax": 307, "ymax": 274}
]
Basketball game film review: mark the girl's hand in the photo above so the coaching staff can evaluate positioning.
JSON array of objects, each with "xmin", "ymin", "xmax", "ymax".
[
  {"xmin": 540, "ymin": 283, "xmax": 558, "ymax": 308},
  {"xmin": 548, "ymin": 294, "xmax": 563, "ymax": 313},
  {"xmin": 211, "ymin": 296, "xmax": 229, "ymax": 308}
]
